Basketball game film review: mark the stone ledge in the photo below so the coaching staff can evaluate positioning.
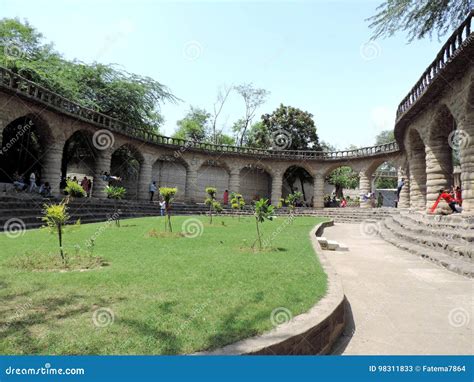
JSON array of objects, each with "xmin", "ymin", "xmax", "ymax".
[{"xmin": 197, "ymin": 219, "xmax": 346, "ymax": 355}]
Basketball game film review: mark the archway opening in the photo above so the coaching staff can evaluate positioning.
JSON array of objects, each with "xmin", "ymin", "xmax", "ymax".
[
  {"xmin": 325, "ymin": 166, "xmax": 359, "ymax": 207},
  {"xmin": 371, "ymin": 161, "xmax": 398, "ymax": 207},
  {"xmin": 110, "ymin": 144, "xmax": 143, "ymax": 199},
  {"xmin": 0, "ymin": 116, "xmax": 47, "ymax": 188},
  {"xmin": 282, "ymin": 166, "xmax": 313, "ymax": 206},
  {"xmin": 60, "ymin": 130, "xmax": 98, "ymax": 196},
  {"xmin": 239, "ymin": 165, "xmax": 271, "ymax": 203},
  {"xmin": 152, "ymin": 156, "xmax": 188, "ymax": 201},
  {"xmin": 196, "ymin": 160, "xmax": 229, "ymax": 202}
]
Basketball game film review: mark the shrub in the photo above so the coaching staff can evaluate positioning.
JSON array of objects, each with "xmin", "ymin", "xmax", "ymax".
[
  {"xmin": 230, "ymin": 192, "xmax": 245, "ymax": 220},
  {"xmin": 253, "ymin": 198, "xmax": 275, "ymax": 250},
  {"xmin": 41, "ymin": 200, "xmax": 70, "ymax": 262},
  {"xmin": 105, "ymin": 186, "xmax": 126, "ymax": 226},
  {"xmin": 205, "ymin": 187, "xmax": 218, "ymax": 224},
  {"xmin": 64, "ymin": 180, "xmax": 86, "ymax": 198}
]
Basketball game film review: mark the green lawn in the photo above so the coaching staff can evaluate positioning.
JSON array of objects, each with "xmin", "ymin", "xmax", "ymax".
[{"xmin": 0, "ymin": 215, "xmax": 327, "ymax": 355}]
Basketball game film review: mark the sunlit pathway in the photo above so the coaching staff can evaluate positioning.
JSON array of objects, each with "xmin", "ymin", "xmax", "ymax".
[{"xmin": 323, "ymin": 223, "xmax": 473, "ymax": 355}]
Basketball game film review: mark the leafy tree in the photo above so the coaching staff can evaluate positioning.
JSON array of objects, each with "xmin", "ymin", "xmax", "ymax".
[
  {"xmin": 105, "ymin": 185, "xmax": 126, "ymax": 227},
  {"xmin": 173, "ymin": 106, "xmax": 210, "ymax": 141},
  {"xmin": 159, "ymin": 187, "xmax": 177, "ymax": 232},
  {"xmin": 328, "ymin": 166, "xmax": 359, "ymax": 198},
  {"xmin": 42, "ymin": 200, "xmax": 70, "ymax": 262},
  {"xmin": 284, "ymin": 166, "xmax": 313, "ymax": 202},
  {"xmin": 234, "ymin": 83, "xmax": 270, "ymax": 146},
  {"xmin": 261, "ymin": 104, "xmax": 322, "ymax": 150},
  {"xmin": 230, "ymin": 192, "xmax": 245, "ymax": 220},
  {"xmin": 367, "ymin": 0, "xmax": 473, "ymax": 42},
  {"xmin": 375, "ymin": 130, "xmax": 395, "ymax": 144},
  {"xmin": 246, "ymin": 121, "xmax": 269, "ymax": 148},
  {"xmin": 215, "ymin": 132, "xmax": 236, "ymax": 145},
  {"xmin": 64, "ymin": 180, "xmax": 86, "ymax": 198},
  {"xmin": 320, "ymin": 141, "xmax": 337, "ymax": 152},
  {"xmin": 253, "ymin": 198, "xmax": 275, "ymax": 250},
  {"xmin": 0, "ymin": 18, "xmax": 176, "ymax": 133},
  {"xmin": 375, "ymin": 177, "xmax": 398, "ymax": 189},
  {"xmin": 285, "ymin": 191, "xmax": 303, "ymax": 215}
]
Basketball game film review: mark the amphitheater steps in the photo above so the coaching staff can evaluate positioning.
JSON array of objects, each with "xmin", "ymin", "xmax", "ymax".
[{"xmin": 379, "ymin": 212, "xmax": 473, "ymax": 278}]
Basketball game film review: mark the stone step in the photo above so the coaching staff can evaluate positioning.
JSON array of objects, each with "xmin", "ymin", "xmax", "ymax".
[
  {"xmin": 383, "ymin": 218, "xmax": 473, "ymax": 261},
  {"xmin": 378, "ymin": 224, "xmax": 473, "ymax": 278}
]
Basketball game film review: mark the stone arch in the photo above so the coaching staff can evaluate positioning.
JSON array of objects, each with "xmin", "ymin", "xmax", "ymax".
[
  {"xmin": 366, "ymin": 158, "xmax": 398, "ymax": 207},
  {"xmin": 322, "ymin": 163, "xmax": 360, "ymax": 201},
  {"xmin": 425, "ymin": 104, "xmax": 457, "ymax": 210},
  {"xmin": 196, "ymin": 159, "xmax": 230, "ymax": 202},
  {"xmin": 459, "ymin": 76, "xmax": 474, "ymax": 212},
  {"xmin": 406, "ymin": 127, "xmax": 427, "ymax": 209},
  {"xmin": 0, "ymin": 113, "xmax": 53, "ymax": 185},
  {"xmin": 60, "ymin": 129, "xmax": 101, "ymax": 195},
  {"xmin": 110, "ymin": 144, "xmax": 144, "ymax": 199},
  {"xmin": 239, "ymin": 164, "xmax": 272, "ymax": 203},
  {"xmin": 282, "ymin": 165, "xmax": 314, "ymax": 205},
  {"xmin": 152, "ymin": 155, "xmax": 189, "ymax": 201}
]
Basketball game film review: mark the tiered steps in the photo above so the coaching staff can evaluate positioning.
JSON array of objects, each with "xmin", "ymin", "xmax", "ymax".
[
  {"xmin": 379, "ymin": 211, "xmax": 473, "ymax": 278},
  {"xmin": 0, "ymin": 194, "xmax": 399, "ymax": 232}
]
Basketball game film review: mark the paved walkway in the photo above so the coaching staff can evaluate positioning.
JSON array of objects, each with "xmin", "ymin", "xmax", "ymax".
[{"xmin": 323, "ymin": 223, "xmax": 473, "ymax": 355}]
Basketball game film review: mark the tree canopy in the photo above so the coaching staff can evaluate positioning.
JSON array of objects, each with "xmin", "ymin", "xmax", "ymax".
[
  {"xmin": 368, "ymin": 0, "xmax": 473, "ymax": 42},
  {"xmin": 375, "ymin": 130, "xmax": 395, "ymax": 144},
  {"xmin": 260, "ymin": 104, "xmax": 321, "ymax": 150},
  {"xmin": 0, "ymin": 18, "xmax": 176, "ymax": 133}
]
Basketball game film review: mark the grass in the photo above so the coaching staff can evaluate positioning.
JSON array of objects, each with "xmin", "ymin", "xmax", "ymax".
[{"xmin": 0, "ymin": 215, "xmax": 328, "ymax": 355}]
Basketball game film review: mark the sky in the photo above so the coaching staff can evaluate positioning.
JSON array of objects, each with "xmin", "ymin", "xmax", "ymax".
[{"xmin": 2, "ymin": 0, "xmax": 448, "ymax": 149}]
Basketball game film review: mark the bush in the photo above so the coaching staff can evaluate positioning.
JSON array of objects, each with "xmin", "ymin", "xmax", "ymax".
[
  {"xmin": 159, "ymin": 187, "xmax": 177, "ymax": 231},
  {"xmin": 64, "ymin": 180, "xmax": 86, "ymax": 198},
  {"xmin": 105, "ymin": 185, "xmax": 127, "ymax": 199}
]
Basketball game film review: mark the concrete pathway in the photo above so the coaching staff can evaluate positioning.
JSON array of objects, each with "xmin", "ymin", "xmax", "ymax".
[{"xmin": 323, "ymin": 223, "xmax": 473, "ymax": 355}]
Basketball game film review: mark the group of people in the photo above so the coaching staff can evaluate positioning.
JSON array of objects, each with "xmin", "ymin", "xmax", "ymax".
[{"xmin": 12, "ymin": 171, "xmax": 52, "ymax": 197}]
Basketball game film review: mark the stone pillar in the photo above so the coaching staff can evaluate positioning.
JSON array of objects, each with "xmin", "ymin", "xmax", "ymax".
[
  {"xmin": 271, "ymin": 170, "xmax": 283, "ymax": 206},
  {"xmin": 425, "ymin": 141, "xmax": 453, "ymax": 211},
  {"xmin": 92, "ymin": 149, "xmax": 112, "ymax": 199},
  {"xmin": 41, "ymin": 141, "xmax": 64, "ymax": 196},
  {"xmin": 313, "ymin": 173, "xmax": 325, "ymax": 208},
  {"xmin": 397, "ymin": 166, "xmax": 410, "ymax": 208},
  {"xmin": 229, "ymin": 167, "xmax": 240, "ymax": 194},
  {"xmin": 138, "ymin": 154, "xmax": 154, "ymax": 201},
  {"xmin": 359, "ymin": 170, "xmax": 371, "ymax": 208},
  {"xmin": 185, "ymin": 166, "xmax": 199, "ymax": 203},
  {"xmin": 408, "ymin": 150, "xmax": 427, "ymax": 210},
  {"xmin": 459, "ymin": 118, "xmax": 474, "ymax": 214}
]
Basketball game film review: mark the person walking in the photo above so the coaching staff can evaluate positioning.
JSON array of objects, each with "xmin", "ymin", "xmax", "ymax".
[
  {"xmin": 149, "ymin": 181, "xmax": 157, "ymax": 202},
  {"xmin": 396, "ymin": 178, "xmax": 405, "ymax": 200},
  {"xmin": 159, "ymin": 199, "xmax": 166, "ymax": 216},
  {"xmin": 81, "ymin": 176, "xmax": 89, "ymax": 195}
]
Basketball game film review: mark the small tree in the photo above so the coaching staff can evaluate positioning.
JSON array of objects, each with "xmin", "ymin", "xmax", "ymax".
[
  {"xmin": 205, "ymin": 187, "xmax": 218, "ymax": 224},
  {"xmin": 160, "ymin": 187, "xmax": 177, "ymax": 232},
  {"xmin": 285, "ymin": 191, "xmax": 303, "ymax": 215},
  {"xmin": 253, "ymin": 198, "xmax": 275, "ymax": 250},
  {"xmin": 42, "ymin": 200, "xmax": 70, "ymax": 262},
  {"xmin": 64, "ymin": 180, "xmax": 87, "ymax": 198},
  {"xmin": 105, "ymin": 186, "xmax": 126, "ymax": 227},
  {"xmin": 230, "ymin": 192, "xmax": 245, "ymax": 220}
]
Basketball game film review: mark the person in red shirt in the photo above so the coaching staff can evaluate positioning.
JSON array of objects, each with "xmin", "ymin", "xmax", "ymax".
[
  {"xmin": 455, "ymin": 186, "xmax": 462, "ymax": 206},
  {"xmin": 439, "ymin": 189, "xmax": 461, "ymax": 213}
]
